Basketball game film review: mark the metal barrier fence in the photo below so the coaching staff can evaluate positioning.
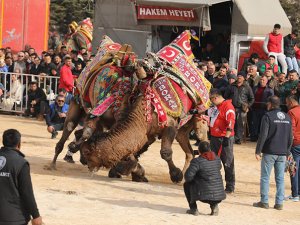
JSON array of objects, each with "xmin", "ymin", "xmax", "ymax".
[{"xmin": 0, "ymin": 72, "xmax": 60, "ymax": 114}]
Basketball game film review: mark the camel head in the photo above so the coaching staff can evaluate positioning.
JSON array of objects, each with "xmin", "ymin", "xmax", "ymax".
[{"xmin": 81, "ymin": 141, "xmax": 102, "ymax": 172}]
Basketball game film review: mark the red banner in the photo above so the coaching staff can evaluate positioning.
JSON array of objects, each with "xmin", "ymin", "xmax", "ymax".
[{"xmin": 137, "ymin": 5, "xmax": 197, "ymax": 21}]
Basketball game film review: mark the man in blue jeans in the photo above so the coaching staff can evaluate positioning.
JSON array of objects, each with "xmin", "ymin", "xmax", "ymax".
[
  {"xmin": 253, "ymin": 96, "xmax": 293, "ymax": 210},
  {"xmin": 286, "ymin": 95, "xmax": 300, "ymax": 201}
]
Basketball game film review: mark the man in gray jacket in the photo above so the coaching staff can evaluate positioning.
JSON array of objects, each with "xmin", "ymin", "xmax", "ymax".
[{"xmin": 253, "ymin": 96, "xmax": 293, "ymax": 210}]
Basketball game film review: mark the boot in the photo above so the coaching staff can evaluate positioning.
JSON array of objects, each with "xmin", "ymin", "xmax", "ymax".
[
  {"xmin": 186, "ymin": 208, "xmax": 199, "ymax": 216},
  {"xmin": 210, "ymin": 204, "xmax": 219, "ymax": 216}
]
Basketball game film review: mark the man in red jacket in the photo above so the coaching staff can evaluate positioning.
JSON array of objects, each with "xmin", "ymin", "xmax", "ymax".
[
  {"xmin": 286, "ymin": 95, "xmax": 300, "ymax": 202},
  {"xmin": 59, "ymin": 56, "xmax": 74, "ymax": 93},
  {"xmin": 263, "ymin": 24, "xmax": 287, "ymax": 74},
  {"xmin": 208, "ymin": 88, "xmax": 236, "ymax": 194}
]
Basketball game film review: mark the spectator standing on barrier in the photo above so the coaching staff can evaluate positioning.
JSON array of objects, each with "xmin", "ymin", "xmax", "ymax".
[
  {"xmin": 253, "ymin": 96, "xmax": 292, "ymax": 210},
  {"xmin": 286, "ymin": 95, "xmax": 300, "ymax": 202},
  {"xmin": 59, "ymin": 56, "xmax": 74, "ymax": 94},
  {"xmin": 184, "ymin": 141, "xmax": 226, "ymax": 216},
  {"xmin": 0, "ymin": 129, "xmax": 43, "ymax": 225},
  {"xmin": 58, "ymin": 88, "xmax": 72, "ymax": 105},
  {"xmin": 263, "ymin": 24, "xmax": 288, "ymax": 74},
  {"xmin": 284, "ymin": 30, "xmax": 299, "ymax": 73},
  {"xmin": 224, "ymin": 71, "xmax": 254, "ymax": 144},
  {"xmin": 14, "ymin": 51, "xmax": 27, "ymax": 74},
  {"xmin": 251, "ymin": 76, "xmax": 274, "ymax": 142},
  {"xmin": 208, "ymin": 88, "xmax": 236, "ymax": 194},
  {"xmin": 46, "ymin": 95, "xmax": 69, "ymax": 139},
  {"xmin": 24, "ymin": 81, "xmax": 47, "ymax": 121}
]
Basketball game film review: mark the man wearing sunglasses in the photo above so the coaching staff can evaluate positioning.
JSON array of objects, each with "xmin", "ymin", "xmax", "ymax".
[{"xmin": 45, "ymin": 95, "xmax": 69, "ymax": 139}]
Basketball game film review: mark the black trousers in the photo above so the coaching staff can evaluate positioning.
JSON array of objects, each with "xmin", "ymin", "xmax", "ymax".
[
  {"xmin": 210, "ymin": 136, "xmax": 235, "ymax": 191},
  {"xmin": 25, "ymin": 100, "xmax": 48, "ymax": 117},
  {"xmin": 234, "ymin": 108, "xmax": 247, "ymax": 142},
  {"xmin": 183, "ymin": 182, "xmax": 221, "ymax": 209}
]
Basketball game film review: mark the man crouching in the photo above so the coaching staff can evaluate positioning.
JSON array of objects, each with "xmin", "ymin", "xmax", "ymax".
[{"xmin": 184, "ymin": 141, "xmax": 226, "ymax": 216}]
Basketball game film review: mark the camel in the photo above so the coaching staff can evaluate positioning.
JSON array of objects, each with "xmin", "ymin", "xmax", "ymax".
[
  {"xmin": 81, "ymin": 30, "xmax": 212, "ymax": 183},
  {"xmin": 50, "ymin": 37, "xmax": 137, "ymax": 170}
]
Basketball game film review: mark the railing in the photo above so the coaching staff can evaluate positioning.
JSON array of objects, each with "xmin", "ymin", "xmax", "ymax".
[{"xmin": 0, "ymin": 72, "xmax": 60, "ymax": 114}]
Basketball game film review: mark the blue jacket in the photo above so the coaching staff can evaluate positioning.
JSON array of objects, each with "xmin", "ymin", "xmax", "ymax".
[{"xmin": 46, "ymin": 102, "xmax": 69, "ymax": 126}]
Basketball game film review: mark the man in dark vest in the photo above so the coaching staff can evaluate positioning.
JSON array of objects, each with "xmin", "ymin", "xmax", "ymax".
[
  {"xmin": 253, "ymin": 96, "xmax": 293, "ymax": 210},
  {"xmin": 0, "ymin": 129, "xmax": 42, "ymax": 225}
]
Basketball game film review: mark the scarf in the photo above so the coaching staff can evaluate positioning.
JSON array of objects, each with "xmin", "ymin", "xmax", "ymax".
[{"xmin": 200, "ymin": 151, "xmax": 216, "ymax": 161}]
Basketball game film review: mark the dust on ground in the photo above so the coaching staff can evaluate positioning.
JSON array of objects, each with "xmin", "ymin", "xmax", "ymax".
[{"xmin": 0, "ymin": 114, "xmax": 299, "ymax": 225}]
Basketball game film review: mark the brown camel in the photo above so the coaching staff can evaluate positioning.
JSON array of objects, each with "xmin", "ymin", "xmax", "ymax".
[{"xmin": 81, "ymin": 95, "xmax": 208, "ymax": 183}]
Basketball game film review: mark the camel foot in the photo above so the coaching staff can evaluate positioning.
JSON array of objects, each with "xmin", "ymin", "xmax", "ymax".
[
  {"xmin": 47, "ymin": 162, "xmax": 57, "ymax": 171},
  {"xmin": 170, "ymin": 167, "xmax": 183, "ymax": 183},
  {"xmin": 132, "ymin": 173, "xmax": 148, "ymax": 182},
  {"xmin": 108, "ymin": 168, "xmax": 122, "ymax": 179}
]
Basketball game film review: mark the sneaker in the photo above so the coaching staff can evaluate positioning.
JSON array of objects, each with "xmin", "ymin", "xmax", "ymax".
[
  {"xmin": 63, "ymin": 155, "xmax": 75, "ymax": 164},
  {"xmin": 186, "ymin": 209, "xmax": 200, "ymax": 216},
  {"xmin": 51, "ymin": 131, "xmax": 58, "ymax": 139},
  {"xmin": 253, "ymin": 201, "xmax": 269, "ymax": 209},
  {"xmin": 274, "ymin": 204, "xmax": 283, "ymax": 210},
  {"xmin": 285, "ymin": 195, "xmax": 299, "ymax": 202},
  {"xmin": 210, "ymin": 204, "xmax": 219, "ymax": 216}
]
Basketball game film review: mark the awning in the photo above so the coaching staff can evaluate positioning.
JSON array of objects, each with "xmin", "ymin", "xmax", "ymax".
[
  {"xmin": 133, "ymin": 0, "xmax": 231, "ymax": 27},
  {"xmin": 231, "ymin": 0, "xmax": 292, "ymax": 36},
  {"xmin": 135, "ymin": 0, "xmax": 231, "ymax": 7}
]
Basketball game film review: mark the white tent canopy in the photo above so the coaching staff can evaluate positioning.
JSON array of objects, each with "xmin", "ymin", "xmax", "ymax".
[{"xmin": 231, "ymin": 0, "xmax": 292, "ymax": 36}]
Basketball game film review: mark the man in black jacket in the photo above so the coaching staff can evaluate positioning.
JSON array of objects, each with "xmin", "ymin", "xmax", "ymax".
[
  {"xmin": 253, "ymin": 96, "xmax": 293, "ymax": 210},
  {"xmin": 24, "ymin": 81, "xmax": 47, "ymax": 121},
  {"xmin": 0, "ymin": 129, "xmax": 42, "ymax": 225},
  {"xmin": 184, "ymin": 141, "xmax": 226, "ymax": 216},
  {"xmin": 224, "ymin": 71, "xmax": 254, "ymax": 144}
]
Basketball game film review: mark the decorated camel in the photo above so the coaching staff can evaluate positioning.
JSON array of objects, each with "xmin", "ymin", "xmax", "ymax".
[
  {"xmin": 81, "ymin": 30, "xmax": 212, "ymax": 183},
  {"xmin": 51, "ymin": 35, "xmax": 137, "ymax": 170},
  {"xmin": 57, "ymin": 18, "xmax": 93, "ymax": 53}
]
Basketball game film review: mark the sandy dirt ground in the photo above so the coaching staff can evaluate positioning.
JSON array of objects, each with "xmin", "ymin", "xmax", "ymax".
[{"xmin": 0, "ymin": 114, "xmax": 300, "ymax": 225}]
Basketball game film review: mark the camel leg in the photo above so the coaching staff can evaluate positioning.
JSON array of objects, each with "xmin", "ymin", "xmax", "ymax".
[
  {"xmin": 50, "ymin": 100, "xmax": 83, "ymax": 169},
  {"xmin": 176, "ymin": 119, "xmax": 195, "ymax": 176},
  {"xmin": 160, "ymin": 126, "xmax": 183, "ymax": 183}
]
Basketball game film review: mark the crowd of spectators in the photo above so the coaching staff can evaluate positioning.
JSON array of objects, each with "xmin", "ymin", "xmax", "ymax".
[
  {"xmin": 0, "ymin": 44, "xmax": 93, "ymax": 138},
  {"xmin": 196, "ymin": 24, "xmax": 300, "ymax": 145}
]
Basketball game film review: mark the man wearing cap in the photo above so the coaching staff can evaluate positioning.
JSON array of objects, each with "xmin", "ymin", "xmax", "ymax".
[
  {"xmin": 284, "ymin": 30, "xmax": 299, "ymax": 72},
  {"xmin": 263, "ymin": 24, "xmax": 287, "ymax": 74},
  {"xmin": 241, "ymin": 53, "xmax": 260, "ymax": 73},
  {"xmin": 225, "ymin": 71, "xmax": 254, "ymax": 144}
]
